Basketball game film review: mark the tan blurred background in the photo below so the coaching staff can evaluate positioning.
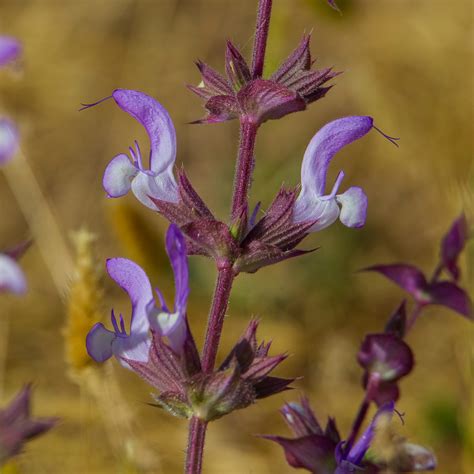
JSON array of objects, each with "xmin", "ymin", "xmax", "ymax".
[{"xmin": 0, "ymin": 0, "xmax": 473, "ymax": 472}]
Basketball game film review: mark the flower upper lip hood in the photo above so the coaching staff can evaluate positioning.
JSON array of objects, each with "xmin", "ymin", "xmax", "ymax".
[
  {"xmin": 101, "ymin": 89, "xmax": 179, "ymax": 209},
  {"xmin": 86, "ymin": 224, "xmax": 191, "ymax": 366}
]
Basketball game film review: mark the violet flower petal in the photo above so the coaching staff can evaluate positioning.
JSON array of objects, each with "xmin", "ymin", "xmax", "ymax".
[
  {"xmin": 86, "ymin": 258, "xmax": 154, "ymax": 365},
  {"xmin": 147, "ymin": 225, "xmax": 190, "ymax": 354},
  {"xmin": 358, "ymin": 333, "xmax": 414, "ymax": 382},
  {"xmin": 363, "ymin": 264, "xmax": 428, "ymax": 299},
  {"xmin": 166, "ymin": 224, "xmax": 189, "ymax": 312},
  {"xmin": 0, "ymin": 36, "xmax": 21, "ymax": 67},
  {"xmin": 346, "ymin": 401, "xmax": 395, "ymax": 465},
  {"xmin": 440, "ymin": 214, "xmax": 468, "ymax": 281},
  {"xmin": 263, "ymin": 434, "xmax": 337, "ymax": 472},
  {"xmin": 130, "ymin": 167, "xmax": 179, "ymax": 208},
  {"xmin": 336, "ymin": 186, "xmax": 368, "ymax": 228},
  {"xmin": 0, "ymin": 253, "xmax": 26, "ymax": 294},
  {"xmin": 103, "ymin": 153, "xmax": 138, "ymax": 197},
  {"xmin": 293, "ymin": 116, "xmax": 373, "ymax": 232},
  {"xmin": 428, "ymin": 281, "xmax": 472, "ymax": 318},
  {"xmin": 154, "ymin": 310, "xmax": 187, "ymax": 353},
  {"xmin": 0, "ymin": 118, "xmax": 19, "ymax": 165},
  {"xmin": 300, "ymin": 116, "xmax": 373, "ymax": 197},
  {"xmin": 103, "ymin": 89, "xmax": 179, "ymax": 208},
  {"xmin": 85, "ymin": 322, "xmax": 115, "ymax": 362}
]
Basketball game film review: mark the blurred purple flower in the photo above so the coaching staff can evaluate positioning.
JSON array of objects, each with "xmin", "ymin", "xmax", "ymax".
[
  {"xmin": 293, "ymin": 116, "xmax": 373, "ymax": 232},
  {"xmin": 86, "ymin": 224, "xmax": 190, "ymax": 366},
  {"xmin": 189, "ymin": 37, "xmax": 340, "ymax": 125},
  {"xmin": 0, "ymin": 36, "xmax": 21, "ymax": 68},
  {"xmin": 358, "ymin": 333, "xmax": 414, "ymax": 406},
  {"xmin": 335, "ymin": 402, "xmax": 395, "ymax": 473},
  {"xmin": 0, "ymin": 253, "xmax": 26, "ymax": 295},
  {"xmin": 0, "ymin": 36, "xmax": 21, "ymax": 164},
  {"xmin": 0, "ymin": 118, "xmax": 19, "ymax": 165},
  {"xmin": 263, "ymin": 397, "xmax": 340, "ymax": 472},
  {"xmin": 440, "ymin": 214, "xmax": 468, "ymax": 281},
  {"xmin": 0, "ymin": 241, "xmax": 30, "ymax": 295},
  {"xmin": 327, "ymin": 0, "xmax": 341, "ymax": 12},
  {"xmin": 364, "ymin": 263, "xmax": 472, "ymax": 319},
  {"xmin": 0, "ymin": 385, "xmax": 57, "ymax": 465},
  {"xmin": 99, "ymin": 89, "xmax": 178, "ymax": 209}
]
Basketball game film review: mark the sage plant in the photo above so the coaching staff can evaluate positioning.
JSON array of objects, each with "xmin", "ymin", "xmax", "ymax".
[{"xmin": 82, "ymin": 1, "xmax": 472, "ymax": 472}]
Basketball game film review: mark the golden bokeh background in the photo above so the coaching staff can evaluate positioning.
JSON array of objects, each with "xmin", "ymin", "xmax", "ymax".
[{"xmin": 0, "ymin": 0, "xmax": 472, "ymax": 472}]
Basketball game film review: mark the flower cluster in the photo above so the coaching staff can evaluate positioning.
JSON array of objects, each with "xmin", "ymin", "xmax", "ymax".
[
  {"xmin": 265, "ymin": 398, "xmax": 435, "ymax": 473},
  {"xmin": 188, "ymin": 36, "xmax": 340, "ymax": 125},
  {"xmin": 86, "ymin": 225, "xmax": 291, "ymax": 422},
  {"xmin": 88, "ymin": 88, "xmax": 393, "ymax": 274}
]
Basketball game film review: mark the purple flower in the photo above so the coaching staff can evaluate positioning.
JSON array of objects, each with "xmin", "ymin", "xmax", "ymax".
[
  {"xmin": 0, "ymin": 253, "xmax": 26, "ymax": 295},
  {"xmin": 327, "ymin": 0, "xmax": 341, "ymax": 13},
  {"xmin": 101, "ymin": 89, "xmax": 178, "ymax": 209},
  {"xmin": 440, "ymin": 214, "xmax": 468, "ymax": 281},
  {"xmin": 293, "ymin": 116, "xmax": 374, "ymax": 232},
  {"xmin": 335, "ymin": 402, "xmax": 395, "ymax": 473},
  {"xmin": 363, "ymin": 214, "xmax": 472, "ymax": 322},
  {"xmin": 0, "ymin": 241, "xmax": 29, "ymax": 295},
  {"xmin": 263, "ymin": 397, "xmax": 340, "ymax": 473},
  {"xmin": 364, "ymin": 263, "xmax": 472, "ymax": 319},
  {"xmin": 189, "ymin": 37, "xmax": 339, "ymax": 125},
  {"xmin": 358, "ymin": 333, "xmax": 414, "ymax": 406},
  {"xmin": 0, "ymin": 118, "xmax": 19, "ymax": 165},
  {"xmin": 0, "ymin": 36, "xmax": 21, "ymax": 68},
  {"xmin": 86, "ymin": 224, "xmax": 190, "ymax": 366},
  {"xmin": 0, "ymin": 385, "xmax": 57, "ymax": 465}
]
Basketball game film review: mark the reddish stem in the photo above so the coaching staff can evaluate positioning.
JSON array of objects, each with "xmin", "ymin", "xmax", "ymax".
[
  {"xmin": 251, "ymin": 0, "xmax": 273, "ymax": 78},
  {"xmin": 230, "ymin": 120, "xmax": 259, "ymax": 220},
  {"xmin": 201, "ymin": 266, "xmax": 235, "ymax": 372},
  {"xmin": 184, "ymin": 1, "xmax": 273, "ymax": 471},
  {"xmin": 185, "ymin": 417, "xmax": 208, "ymax": 474}
]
